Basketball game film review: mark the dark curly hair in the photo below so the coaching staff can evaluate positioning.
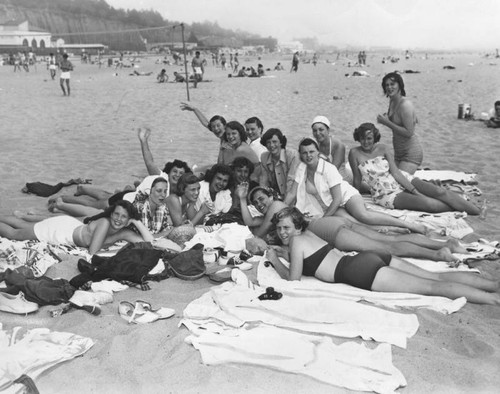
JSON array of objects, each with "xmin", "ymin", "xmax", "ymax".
[{"xmin": 353, "ymin": 123, "xmax": 381, "ymax": 143}]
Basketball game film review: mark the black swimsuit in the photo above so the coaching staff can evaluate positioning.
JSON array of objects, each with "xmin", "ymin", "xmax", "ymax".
[{"xmin": 302, "ymin": 244, "xmax": 332, "ymax": 276}]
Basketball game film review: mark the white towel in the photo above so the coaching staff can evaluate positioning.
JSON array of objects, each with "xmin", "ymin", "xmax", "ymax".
[{"xmin": 186, "ymin": 325, "xmax": 407, "ymax": 393}]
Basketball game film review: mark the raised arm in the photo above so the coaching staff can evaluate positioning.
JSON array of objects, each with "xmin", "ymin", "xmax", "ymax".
[
  {"xmin": 127, "ymin": 219, "xmax": 154, "ymax": 242},
  {"xmin": 180, "ymin": 102, "xmax": 210, "ymax": 130},
  {"xmin": 236, "ymin": 183, "xmax": 265, "ymax": 228},
  {"xmin": 138, "ymin": 128, "xmax": 161, "ymax": 175}
]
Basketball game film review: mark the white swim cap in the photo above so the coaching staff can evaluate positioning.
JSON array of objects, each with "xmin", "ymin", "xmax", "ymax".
[{"xmin": 311, "ymin": 115, "xmax": 330, "ymax": 128}]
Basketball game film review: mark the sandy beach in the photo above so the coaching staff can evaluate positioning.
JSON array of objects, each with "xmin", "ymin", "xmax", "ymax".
[{"xmin": 1, "ymin": 52, "xmax": 499, "ymax": 393}]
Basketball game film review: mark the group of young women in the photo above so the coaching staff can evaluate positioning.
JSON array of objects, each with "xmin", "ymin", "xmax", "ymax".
[{"xmin": 0, "ymin": 72, "xmax": 496, "ymax": 304}]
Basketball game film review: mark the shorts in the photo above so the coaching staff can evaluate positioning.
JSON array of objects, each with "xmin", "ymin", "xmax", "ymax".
[
  {"xmin": 60, "ymin": 71, "xmax": 70, "ymax": 79},
  {"xmin": 340, "ymin": 182, "xmax": 359, "ymax": 206},
  {"xmin": 49, "ymin": 65, "xmax": 57, "ymax": 70},
  {"xmin": 33, "ymin": 216, "xmax": 81, "ymax": 245},
  {"xmin": 194, "ymin": 67, "xmax": 202, "ymax": 75},
  {"xmin": 334, "ymin": 251, "xmax": 391, "ymax": 290}
]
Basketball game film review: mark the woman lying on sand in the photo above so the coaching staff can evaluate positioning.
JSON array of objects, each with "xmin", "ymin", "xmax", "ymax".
[
  {"xmin": 49, "ymin": 178, "xmax": 174, "ymax": 238},
  {"xmin": 349, "ymin": 123, "xmax": 481, "ymax": 215},
  {"xmin": 266, "ymin": 208, "xmax": 500, "ymax": 305},
  {"xmin": 376, "ymin": 72, "xmax": 423, "ymax": 174},
  {"xmin": 238, "ymin": 185, "xmax": 465, "ymax": 261},
  {"xmin": 0, "ymin": 201, "xmax": 153, "ymax": 255},
  {"xmin": 284, "ymin": 138, "xmax": 426, "ymax": 233}
]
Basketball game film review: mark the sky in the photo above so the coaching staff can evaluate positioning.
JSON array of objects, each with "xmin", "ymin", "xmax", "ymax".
[{"xmin": 106, "ymin": 0, "xmax": 500, "ymax": 50}]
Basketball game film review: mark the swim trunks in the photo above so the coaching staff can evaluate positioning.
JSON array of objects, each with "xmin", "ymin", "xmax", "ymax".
[
  {"xmin": 33, "ymin": 216, "xmax": 81, "ymax": 245},
  {"xmin": 60, "ymin": 71, "xmax": 70, "ymax": 79},
  {"xmin": 302, "ymin": 244, "xmax": 332, "ymax": 276},
  {"xmin": 334, "ymin": 251, "xmax": 391, "ymax": 290}
]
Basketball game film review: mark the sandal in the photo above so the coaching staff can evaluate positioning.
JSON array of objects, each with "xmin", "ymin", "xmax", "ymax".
[
  {"xmin": 134, "ymin": 300, "xmax": 175, "ymax": 320},
  {"xmin": 118, "ymin": 301, "xmax": 174, "ymax": 324}
]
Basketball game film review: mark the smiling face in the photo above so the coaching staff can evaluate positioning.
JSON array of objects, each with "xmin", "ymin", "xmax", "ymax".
[
  {"xmin": 384, "ymin": 78, "xmax": 400, "ymax": 98},
  {"xmin": 210, "ymin": 119, "xmax": 226, "ymax": 138},
  {"xmin": 265, "ymin": 134, "xmax": 282, "ymax": 156},
  {"xmin": 210, "ymin": 173, "xmax": 230, "ymax": 194},
  {"xmin": 225, "ymin": 126, "xmax": 242, "ymax": 147},
  {"xmin": 184, "ymin": 182, "xmax": 200, "ymax": 202},
  {"xmin": 149, "ymin": 181, "xmax": 168, "ymax": 206},
  {"xmin": 110, "ymin": 205, "xmax": 131, "ymax": 231},
  {"xmin": 168, "ymin": 167, "xmax": 185, "ymax": 185},
  {"xmin": 311, "ymin": 122, "xmax": 329, "ymax": 143},
  {"xmin": 234, "ymin": 166, "xmax": 250, "ymax": 184},
  {"xmin": 251, "ymin": 190, "xmax": 273, "ymax": 214},
  {"xmin": 276, "ymin": 216, "xmax": 301, "ymax": 246},
  {"xmin": 245, "ymin": 122, "xmax": 262, "ymax": 142},
  {"xmin": 299, "ymin": 143, "xmax": 320, "ymax": 167},
  {"xmin": 359, "ymin": 131, "xmax": 375, "ymax": 152}
]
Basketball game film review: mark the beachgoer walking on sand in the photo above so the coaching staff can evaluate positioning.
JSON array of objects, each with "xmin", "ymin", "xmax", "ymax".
[
  {"xmin": 191, "ymin": 51, "xmax": 204, "ymax": 88},
  {"xmin": 59, "ymin": 53, "xmax": 74, "ymax": 96},
  {"xmin": 291, "ymin": 52, "xmax": 299, "ymax": 72},
  {"xmin": 48, "ymin": 53, "xmax": 57, "ymax": 80},
  {"xmin": 377, "ymin": 72, "xmax": 423, "ymax": 174},
  {"xmin": 220, "ymin": 53, "xmax": 227, "ymax": 70}
]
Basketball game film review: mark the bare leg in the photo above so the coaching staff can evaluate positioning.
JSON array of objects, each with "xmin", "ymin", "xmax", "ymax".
[
  {"xmin": 75, "ymin": 185, "xmax": 111, "ymax": 200},
  {"xmin": 371, "ymin": 266, "xmax": 500, "ymax": 305},
  {"xmin": 346, "ymin": 221, "xmax": 467, "ymax": 253},
  {"xmin": 58, "ymin": 194, "xmax": 107, "ymax": 210},
  {"xmin": 0, "ymin": 216, "xmax": 38, "ymax": 241},
  {"xmin": 345, "ymin": 195, "xmax": 427, "ymax": 234},
  {"xmin": 412, "ymin": 178, "xmax": 480, "ymax": 215},
  {"xmin": 50, "ymin": 198, "xmax": 101, "ymax": 217},
  {"xmin": 390, "ymin": 257, "xmax": 500, "ymax": 292}
]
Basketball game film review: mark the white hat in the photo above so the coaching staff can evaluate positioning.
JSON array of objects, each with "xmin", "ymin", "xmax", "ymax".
[{"xmin": 311, "ymin": 115, "xmax": 330, "ymax": 128}]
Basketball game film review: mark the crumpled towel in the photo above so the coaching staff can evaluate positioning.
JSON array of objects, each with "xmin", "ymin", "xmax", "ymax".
[
  {"xmin": 0, "ymin": 324, "xmax": 94, "ymax": 394},
  {"xmin": 185, "ymin": 325, "xmax": 406, "ymax": 394}
]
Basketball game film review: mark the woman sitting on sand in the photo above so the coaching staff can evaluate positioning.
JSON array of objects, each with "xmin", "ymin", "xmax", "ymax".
[
  {"xmin": 218, "ymin": 121, "xmax": 259, "ymax": 166},
  {"xmin": 310, "ymin": 115, "xmax": 352, "ymax": 183},
  {"xmin": 349, "ymin": 123, "xmax": 481, "ymax": 215},
  {"xmin": 266, "ymin": 207, "xmax": 500, "ymax": 305},
  {"xmin": 0, "ymin": 201, "xmax": 153, "ymax": 255},
  {"xmin": 284, "ymin": 138, "xmax": 425, "ymax": 233},
  {"xmin": 376, "ymin": 72, "xmax": 423, "ymax": 174},
  {"xmin": 259, "ymin": 128, "xmax": 300, "ymax": 200}
]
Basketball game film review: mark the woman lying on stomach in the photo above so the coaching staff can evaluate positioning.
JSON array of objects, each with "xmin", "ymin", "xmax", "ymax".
[
  {"xmin": 266, "ymin": 207, "xmax": 500, "ymax": 305},
  {"xmin": 0, "ymin": 200, "xmax": 153, "ymax": 255},
  {"xmin": 348, "ymin": 123, "xmax": 480, "ymax": 215}
]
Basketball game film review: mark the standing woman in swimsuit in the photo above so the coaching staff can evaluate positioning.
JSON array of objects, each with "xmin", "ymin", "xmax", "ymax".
[
  {"xmin": 267, "ymin": 208, "xmax": 500, "ymax": 305},
  {"xmin": 376, "ymin": 72, "xmax": 423, "ymax": 174},
  {"xmin": 349, "ymin": 123, "xmax": 480, "ymax": 215},
  {"xmin": 0, "ymin": 201, "xmax": 153, "ymax": 256}
]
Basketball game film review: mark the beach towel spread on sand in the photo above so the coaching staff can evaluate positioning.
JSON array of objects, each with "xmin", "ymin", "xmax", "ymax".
[
  {"xmin": 182, "ymin": 280, "xmax": 412, "ymax": 393},
  {"xmin": 0, "ymin": 324, "xmax": 94, "ymax": 394}
]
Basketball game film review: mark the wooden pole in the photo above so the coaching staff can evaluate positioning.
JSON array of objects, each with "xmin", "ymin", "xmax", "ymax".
[{"xmin": 180, "ymin": 23, "xmax": 190, "ymax": 101}]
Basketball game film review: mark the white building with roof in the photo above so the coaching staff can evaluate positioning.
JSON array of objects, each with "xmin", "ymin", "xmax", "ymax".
[{"xmin": 0, "ymin": 20, "xmax": 51, "ymax": 49}]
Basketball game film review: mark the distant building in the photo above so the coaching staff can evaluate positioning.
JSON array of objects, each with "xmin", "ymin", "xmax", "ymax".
[
  {"xmin": 0, "ymin": 20, "xmax": 51, "ymax": 49},
  {"xmin": 278, "ymin": 41, "xmax": 304, "ymax": 54}
]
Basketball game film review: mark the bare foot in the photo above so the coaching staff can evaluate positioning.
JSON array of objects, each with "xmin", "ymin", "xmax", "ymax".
[
  {"xmin": 436, "ymin": 247, "xmax": 455, "ymax": 262},
  {"xmin": 74, "ymin": 184, "xmax": 84, "ymax": 196},
  {"xmin": 446, "ymin": 239, "xmax": 468, "ymax": 254},
  {"xmin": 407, "ymin": 222, "xmax": 427, "ymax": 235},
  {"xmin": 48, "ymin": 197, "xmax": 63, "ymax": 213}
]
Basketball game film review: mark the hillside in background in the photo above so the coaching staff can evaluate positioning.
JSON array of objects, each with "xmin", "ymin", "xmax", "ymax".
[{"xmin": 0, "ymin": 0, "xmax": 273, "ymax": 51}]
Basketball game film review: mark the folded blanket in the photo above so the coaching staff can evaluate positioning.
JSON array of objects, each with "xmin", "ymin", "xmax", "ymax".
[{"xmin": 414, "ymin": 170, "xmax": 477, "ymax": 184}]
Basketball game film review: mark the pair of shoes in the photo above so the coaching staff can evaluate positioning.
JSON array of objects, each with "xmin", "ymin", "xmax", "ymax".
[
  {"xmin": 0, "ymin": 291, "xmax": 39, "ymax": 314},
  {"xmin": 118, "ymin": 301, "xmax": 175, "ymax": 324}
]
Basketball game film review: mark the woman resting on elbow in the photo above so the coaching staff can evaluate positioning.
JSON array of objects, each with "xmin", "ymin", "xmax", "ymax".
[
  {"xmin": 236, "ymin": 184, "xmax": 288, "ymax": 242},
  {"xmin": 0, "ymin": 200, "xmax": 153, "ymax": 256},
  {"xmin": 284, "ymin": 138, "xmax": 426, "ymax": 234},
  {"xmin": 349, "ymin": 123, "xmax": 480, "ymax": 215},
  {"xmin": 266, "ymin": 207, "xmax": 500, "ymax": 305}
]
